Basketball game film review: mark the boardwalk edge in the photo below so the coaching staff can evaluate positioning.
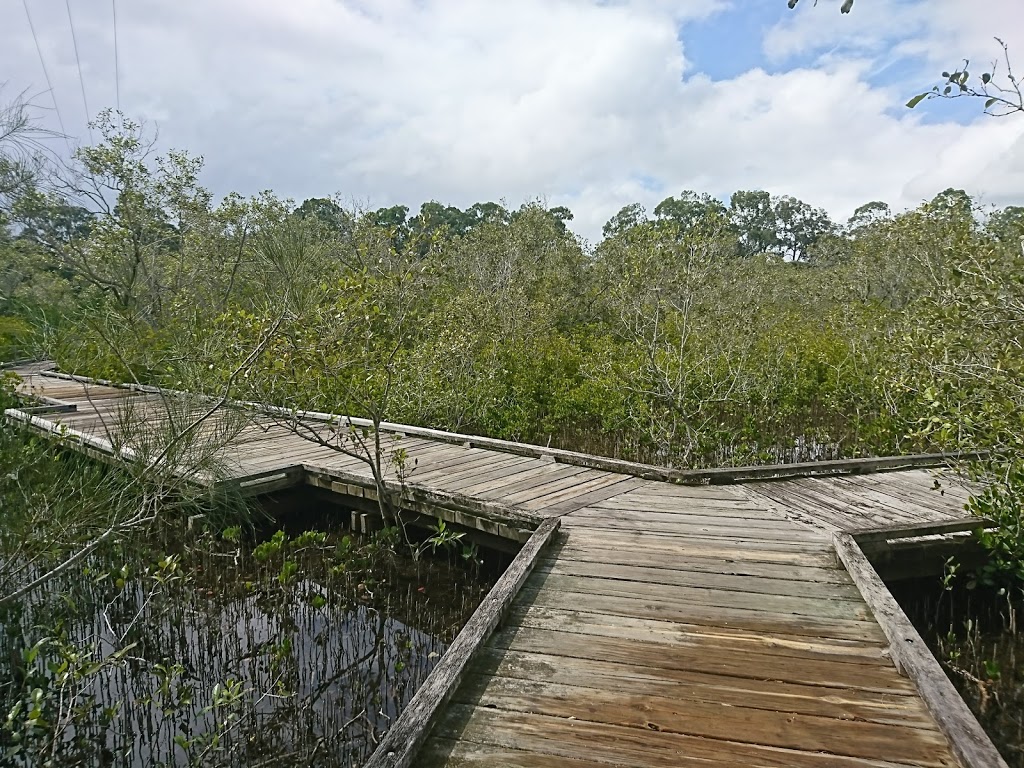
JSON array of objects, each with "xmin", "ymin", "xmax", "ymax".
[
  {"xmin": 834, "ymin": 530, "xmax": 1009, "ymax": 768},
  {"xmin": 364, "ymin": 516, "xmax": 561, "ymax": 768},
  {"xmin": 33, "ymin": 369, "xmax": 981, "ymax": 485}
]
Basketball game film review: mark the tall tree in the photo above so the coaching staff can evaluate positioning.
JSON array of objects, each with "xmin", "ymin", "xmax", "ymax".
[
  {"xmin": 773, "ymin": 195, "xmax": 835, "ymax": 261},
  {"xmin": 602, "ymin": 203, "xmax": 647, "ymax": 238},
  {"xmin": 847, "ymin": 201, "xmax": 892, "ymax": 232},
  {"xmin": 987, "ymin": 205, "xmax": 1024, "ymax": 246},
  {"xmin": 729, "ymin": 190, "xmax": 779, "ymax": 258},
  {"xmin": 654, "ymin": 191, "xmax": 729, "ymax": 235}
]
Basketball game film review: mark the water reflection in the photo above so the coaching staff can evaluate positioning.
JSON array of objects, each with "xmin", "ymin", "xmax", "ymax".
[{"xmin": 2, "ymin": 524, "xmax": 491, "ymax": 767}]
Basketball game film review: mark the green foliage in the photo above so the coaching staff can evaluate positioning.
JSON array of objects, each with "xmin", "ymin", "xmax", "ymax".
[
  {"xmin": 0, "ymin": 316, "xmax": 32, "ymax": 362},
  {"xmin": 4, "ymin": 106, "xmax": 1024, "ymax": 592},
  {"xmin": 968, "ymin": 465, "xmax": 1024, "ymax": 592},
  {"xmin": 908, "ymin": 39, "xmax": 1024, "ymax": 117}
]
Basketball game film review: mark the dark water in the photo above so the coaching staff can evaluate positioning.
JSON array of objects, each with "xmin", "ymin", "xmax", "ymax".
[
  {"xmin": 1, "ymin": 522, "xmax": 494, "ymax": 767},
  {"xmin": 892, "ymin": 577, "xmax": 1024, "ymax": 767}
]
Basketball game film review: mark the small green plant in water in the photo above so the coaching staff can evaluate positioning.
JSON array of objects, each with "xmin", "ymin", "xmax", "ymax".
[{"xmin": 414, "ymin": 518, "xmax": 465, "ymax": 562}]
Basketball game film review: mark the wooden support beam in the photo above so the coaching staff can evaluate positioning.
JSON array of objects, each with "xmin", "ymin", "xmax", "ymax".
[
  {"xmin": 853, "ymin": 516, "xmax": 991, "ymax": 545},
  {"xmin": 232, "ymin": 467, "xmax": 304, "ymax": 496},
  {"xmin": 833, "ymin": 531, "xmax": 1008, "ymax": 768},
  {"xmin": 364, "ymin": 517, "xmax": 560, "ymax": 768},
  {"xmin": 19, "ymin": 403, "xmax": 78, "ymax": 414},
  {"xmin": 302, "ymin": 465, "xmax": 544, "ymax": 530}
]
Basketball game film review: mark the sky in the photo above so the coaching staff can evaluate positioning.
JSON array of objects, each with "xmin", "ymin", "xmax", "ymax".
[{"xmin": 2, "ymin": 0, "xmax": 1023, "ymax": 243}]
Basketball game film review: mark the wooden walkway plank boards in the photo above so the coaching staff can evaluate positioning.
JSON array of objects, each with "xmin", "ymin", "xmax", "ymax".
[
  {"xmin": 468, "ymin": 646, "xmax": 934, "ymax": 723},
  {"xmin": 453, "ymin": 675, "xmax": 953, "ymax": 764},
  {"xmin": 8, "ymin": 369, "xmax": 985, "ymax": 768},
  {"xmin": 427, "ymin": 706, "xmax": 956, "ymax": 768}
]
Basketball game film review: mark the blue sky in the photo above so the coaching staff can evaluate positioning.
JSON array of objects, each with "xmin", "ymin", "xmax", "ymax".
[
  {"xmin": 1, "ymin": 0, "xmax": 1021, "ymax": 241},
  {"xmin": 684, "ymin": 4, "xmax": 784, "ymax": 81}
]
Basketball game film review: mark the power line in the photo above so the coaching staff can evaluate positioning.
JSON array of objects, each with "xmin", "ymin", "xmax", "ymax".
[
  {"xmin": 22, "ymin": 0, "xmax": 72, "ymax": 151},
  {"xmin": 65, "ymin": 0, "xmax": 94, "ymax": 144},
  {"xmin": 112, "ymin": 0, "xmax": 120, "ymax": 111}
]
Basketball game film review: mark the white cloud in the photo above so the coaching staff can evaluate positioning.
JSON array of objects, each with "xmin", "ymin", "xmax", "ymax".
[{"xmin": 2, "ymin": 0, "xmax": 1023, "ymax": 241}]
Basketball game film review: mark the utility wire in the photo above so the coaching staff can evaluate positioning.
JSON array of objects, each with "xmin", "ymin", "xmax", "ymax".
[
  {"xmin": 112, "ymin": 0, "xmax": 121, "ymax": 111},
  {"xmin": 22, "ymin": 0, "xmax": 72, "ymax": 152},
  {"xmin": 65, "ymin": 0, "xmax": 94, "ymax": 144}
]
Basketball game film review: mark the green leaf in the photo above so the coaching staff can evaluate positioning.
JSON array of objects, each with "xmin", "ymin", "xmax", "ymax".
[
  {"xmin": 906, "ymin": 93, "xmax": 929, "ymax": 109},
  {"xmin": 985, "ymin": 97, "xmax": 998, "ymax": 109}
]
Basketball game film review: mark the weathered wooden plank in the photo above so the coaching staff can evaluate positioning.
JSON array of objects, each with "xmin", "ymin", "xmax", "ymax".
[
  {"xmin": 558, "ymin": 524, "xmax": 831, "ymax": 549},
  {"xmin": 442, "ymin": 456, "xmax": 545, "ymax": 492},
  {"xmin": 841, "ymin": 471, "xmax": 973, "ymax": 520},
  {"xmin": 747, "ymin": 481, "xmax": 889, "ymax": 531},
  {"xmin": 467, "ymin": 646, "xmax": 932, "ymax": 723},
  {"xmin": 505, "ymin": 605, "xmax": 890, "ymax": 664},
  {"xmin": 378, "ymin": 446, "xmax": 493, "ymax": 480},
  {"xmin": 498, "ymin": 469, "xmax": 608, "ymax": 505},
  {"xmin": 455, "ymin": 463, "xmax": 586, "ymax": 498},
  {"xmin": 400, "ymin": 443, "xmax": 499, "ymax": 471},
  {"xmin": 393, "ymin": 453, "xmax": 527, "ymax": 493},
  {"xmin": 426, "ymin": 448, "xmax": 532, "ymax": 476},
  {"xmin": 516, "ymin": 588, "xmax": 884, "ymax": 642},
  {"xmin": 236, "ymin": 444, "xmax": 370, "ymax": 480},
  {"xmin": 559, "ymin": 514, "xmax": 827, "ymax": 542},
  {"xmin": 611, "ymin": 482, "xmax": 747, "ymax": 500},
  {"xmin": 795, "ymin": 477, "xmax": 942, "ymax": 526},
  {"xmin": 547, "ymin": 542, "xmax": 854, "ymax": 583},
  {"xmin": 453, "ymin": 675, "xmax": 953, "ymax": 764},
  {"xmin": 499, "ymin": 593, "xmax": 884, "ymax": 651},
  {"xmin": 561, "ymin": 528, "xmax": 839, "ymax": 565},
  {"xmin": 519, "ymin": 472, "xmax": 633, "ymax": 510},
  {"xmin": 762, "ymin": 480, "xmax": 903, "ymax": 530},
  {"xmin": 429, "ymin": 706, "xmax": 950, "ymax": 768},
  {"xmin": 573, "ymin": 502, "xmax": 791, "ymax": 524},
  {"xmin": 419, "ymin": 739, "xmax": 621, "ymax": 768},
  {"xmin": 533, "ymin": 558, "xmax": 862, "ymax": 599},
  {"xmin": 591, "ymin": 494, "xmax": 774, "ymax": 512},
  {"xmin": 363, "ymin": 518, "xmax": 560, "ymax": 768},
  {"xmin": 233, "ymin": 436, "xmax": 344, "ymax": 468},
  {"xmin": 834, "ymin": 531, "xmax": 1007, "ymax": 768},
  {"xmin": 538, "ymin": 476, "xmax": 650, "ymax": 516},
  {"xmin": 526, "ymin": 572, "xmax": 868, "ymax": 620},
  {"xmin": 828, "ymin": 475, "xmax": 960, "ymax": 520}
]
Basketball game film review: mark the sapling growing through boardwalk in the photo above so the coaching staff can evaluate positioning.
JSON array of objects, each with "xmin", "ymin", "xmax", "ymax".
[{"xmin": 238, "ymin": 211, "xmax": 433, "ymax": 547}]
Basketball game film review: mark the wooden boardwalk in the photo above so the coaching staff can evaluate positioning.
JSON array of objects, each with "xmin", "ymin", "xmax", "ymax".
[{"xmin": 6, "ymin": 367, "xmax": 999, "ymax": 768}]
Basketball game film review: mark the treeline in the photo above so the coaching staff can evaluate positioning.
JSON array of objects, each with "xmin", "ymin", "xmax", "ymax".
[{"xmin": 2, "ymin": 111, "xmax": 1023, "ymax": 472}]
